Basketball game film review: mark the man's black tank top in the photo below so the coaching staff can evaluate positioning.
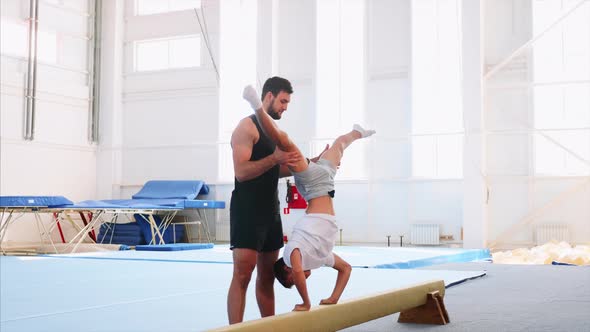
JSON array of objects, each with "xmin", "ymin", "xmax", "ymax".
[{"xmin": 230, "ymin": 115, "xmax": 280, "ymax": 218}]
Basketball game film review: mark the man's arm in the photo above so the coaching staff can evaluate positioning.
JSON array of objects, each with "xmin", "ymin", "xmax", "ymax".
[
  {"xmin": 279, "ymin": 165, "xmax": 293, "ymax": 178},
  {"xmin": 280, "ymin": 144, "xmax": 329, "ymax": 178},
  {"xmin": 290, "ymin": 249, "xmax": 311, "ymax": 311},
  {"xmin": 319, "ymin": 254, "xmax": 351, "ymax": 305},
  {"xmin": 231, "ymin": 119, "xmax": 299, "ymax": 182}
]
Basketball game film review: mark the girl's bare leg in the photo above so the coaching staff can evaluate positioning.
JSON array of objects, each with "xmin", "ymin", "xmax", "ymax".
[{"xmin": 320, "ymin": 125, "xmax": 375, "ymax": 168}]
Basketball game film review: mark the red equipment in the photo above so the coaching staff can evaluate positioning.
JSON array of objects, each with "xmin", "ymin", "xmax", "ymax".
[{"xmin": 284, "ymin": 179, "xmax": 307, "ymax": 214}]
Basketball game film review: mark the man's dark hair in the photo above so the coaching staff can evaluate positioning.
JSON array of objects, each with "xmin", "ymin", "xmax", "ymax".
[
  {"xmin": 261, "ymin": 76, "xmax": 293, "ymax": 100},
  {"xmin": 273, "ymin": 257, "xmax": 292, "ymax": 289}
]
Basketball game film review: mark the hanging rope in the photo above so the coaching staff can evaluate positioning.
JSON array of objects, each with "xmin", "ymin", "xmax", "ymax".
[{"xmin": 194, "ymin": 7, "xmax": 219, "ymax": 85}]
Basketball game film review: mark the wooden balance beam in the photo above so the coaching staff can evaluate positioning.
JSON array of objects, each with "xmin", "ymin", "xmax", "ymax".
[{"xmin": 209, "ymin": 279, "xmax": 449, "ymax": 332}]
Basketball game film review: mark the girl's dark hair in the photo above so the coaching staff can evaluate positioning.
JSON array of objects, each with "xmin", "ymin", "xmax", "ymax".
[{"xmin": 273, "ymin": 257, "xmax": 292, "ymax": 289}]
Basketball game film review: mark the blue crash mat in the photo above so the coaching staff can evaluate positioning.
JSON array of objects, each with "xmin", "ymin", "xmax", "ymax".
[
  {"xmin": 0, "ymin": 196, "xmax": 73, "ymax": 208},
  {"xmin": 132, "ymin": 180, "xmax": 209, "ymax": 200}
]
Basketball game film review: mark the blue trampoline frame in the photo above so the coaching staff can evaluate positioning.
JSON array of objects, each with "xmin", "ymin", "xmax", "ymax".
[{"xmin": 0, "ymin": 181, "xmax": 225, "ymax": 254}]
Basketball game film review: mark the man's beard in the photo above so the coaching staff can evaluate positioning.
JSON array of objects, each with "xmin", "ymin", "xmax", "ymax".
[{"xmin": 268, "ymin": 98, "xmax": 281, "ymax": 119}]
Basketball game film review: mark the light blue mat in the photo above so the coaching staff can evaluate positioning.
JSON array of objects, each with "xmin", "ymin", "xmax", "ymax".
[
  {"xmin": 44, "ymin": 244, "xmax": 490, "ymax": 268},
  {"xmin": 0, "ymin": 255, "xmax": 485, "ymax": 332},
  {"xmin": 135, "ymin": 242, "xmax": 214, "ymax": 251}
]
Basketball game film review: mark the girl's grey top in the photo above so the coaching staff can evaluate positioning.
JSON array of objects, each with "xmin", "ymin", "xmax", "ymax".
[{"xmin": 292, "ymin": 159, "xmax": 337, "ymax": 201}]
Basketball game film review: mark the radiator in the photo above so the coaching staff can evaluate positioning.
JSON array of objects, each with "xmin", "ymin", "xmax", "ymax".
[
  {"xmin": 410, "ymin": 224, "xmax": 440, "ymax": 245},
  {"xmin": 535, "ymin": 224, "xmax": 569, "ymax": 245}
]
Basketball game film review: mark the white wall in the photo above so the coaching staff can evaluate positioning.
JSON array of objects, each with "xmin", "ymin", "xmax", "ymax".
[
  {"xmin": 120, "ymin": 1, "xmax": 220, "ymax": 188},
  {"xmin": 1, "ymin": 0, "xmax": 97, "ymax": 242},
  {"xmin": 3, "ymin": 0, "xmax": 588, "ymax": 247}
]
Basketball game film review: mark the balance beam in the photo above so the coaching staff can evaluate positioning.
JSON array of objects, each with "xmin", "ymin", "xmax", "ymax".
[{"xmin": 209, "ymin": 279, "xmax": 449, "ymax": 332}]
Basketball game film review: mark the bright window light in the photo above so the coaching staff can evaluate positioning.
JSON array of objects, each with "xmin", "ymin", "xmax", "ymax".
[
  {"xmin": 317, "ymin": 0, "xmax": 366, "ymax": 180},
  {"xmin": 534, "ymin": 86, "xmax": 590, "ymax": 129},
  {"xmin": 562, "ymin": 2, "xmax": 590, "ymax": 81},
  {"xmin": 437, "ymin": 134, "xmax": 463, "ymax": 178},
  {"xmin": 37, "ymin": 30, "xmax": 58, "ymax": 64},
  {"xmin": 135, "ymin": 0, "xmax": 201, "ymax": 16},
  {"xmin": 564, "ymin": 86, "xmax": 590, "ymax": 126},
  {"xmin": 535, "ymin": 131, "xmax": 590, "ymax": 175},
  {"xmin": 135, "ymin": 39, "xmax": 168, "ymax": 71},
  {"xmin": 412, "ymin": 136, "xmax": 437, "ymax": 177},
  {"xmin": 535, "ymin": 133, "xmax": 567, "ymax": 175},
  {"xmin": 533, "ymin": 1, "xmax": 590, "ymax": 176},
  {"xmin": 411, "ymin": 0, "xmax": 463, "ymax": 178},
  {"xmin": 0, "ymin": 20, "xmax": 27, "ymax": 57},
  {"xmin": 533, "ymin": 86, "xmax": 565, "ymax": 129},
  {"xmin": 532, "ymin": 29, "xmax": 563, "ymax": 82},
  {"xmin": 134, "ymin": 36, "xmax": 200, "ymax": 72},
  {"xmin": 339, "ymin": 0, "xmax": 365, "ymax": 129},
  {"xmin": 218, "ymin": 0, "xmax": 257, "ymax": 182},
  {"xmin": 412, "ymin": 134, "xmax": 463, "ymax": 178},
  {"xmin": 169, "ymin": 38, "xmax": 200, "ymax": 68},
  {"xmin": 316, "ymin": 0, "xmax": 341, "ymax": 138},
  {"xmin": 563, "ymin": 132, "xmax": 590, "ymax": 174}
]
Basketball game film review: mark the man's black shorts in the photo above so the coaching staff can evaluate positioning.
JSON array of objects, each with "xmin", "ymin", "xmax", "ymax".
[{"xmin": 229, "ymin": 210, "xmax": 284, "ymax": 252}]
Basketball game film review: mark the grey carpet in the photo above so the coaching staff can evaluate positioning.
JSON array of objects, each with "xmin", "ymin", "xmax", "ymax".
[{"xmin": 340, "ymin": 262, "xmax": 590, "ymax": 332}]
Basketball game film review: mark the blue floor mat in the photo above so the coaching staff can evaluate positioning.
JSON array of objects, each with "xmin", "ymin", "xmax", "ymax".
[{"xmin": 135, "ymin": 243, "xmax": 214, "ymax": 251}]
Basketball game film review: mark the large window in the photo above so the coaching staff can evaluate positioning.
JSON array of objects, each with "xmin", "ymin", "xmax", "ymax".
[
  {"xmin": 37, "ymin": 30, "xmax": 58, "ymax": 64},
  {"xmin": 0, "ymin": 20, "xmax": 27, "ymax": 57},
  {"xmin": 411, "ymin": 0, "xmax": 463, "ymax": 179},
  {"xmin": 1, "ymin": 0, "xmax": 95, "ymax": 143},
  {"xmin": 533, "ymin": 0, "xmax": 590, "ymax": 176},
  {"xmin": 217, "ymin": 0, "xmax": 258, "ymax": 181},
  {"xmin": 135, "ymin": 0, "xmax": 201, "ymax": 16},
  {"xmin": 0, "ymin": 20, "xmax": 58, "ymax": 65},
  {"xmin": 133, "ymin": 36, "xmax": 201, "ymax": 72},
  {"xmin": 316, "ymin": 0, "xmax": 366, "ymax": 180}
]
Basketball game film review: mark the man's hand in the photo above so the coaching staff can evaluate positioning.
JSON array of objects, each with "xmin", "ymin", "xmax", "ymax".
[
  {"xmin": 310, "ymin": 144, "xmax": 329, "ymax": 163},
  {"xmin": 293, "ymin": 303, "xmax": 311, "ymax": 311},
  {"xmin": 273, "ymin": 148, "xmax": 301, "ymax": 168}
]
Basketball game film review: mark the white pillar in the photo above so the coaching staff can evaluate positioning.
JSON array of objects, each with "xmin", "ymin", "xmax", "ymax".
[
  {"xmin": 462, "ymin": 0, "xmax": 488, "ymax": 249},
  {"xmin": 96, "ymin": 0, "xmax": 125, "ymax": 199}
]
